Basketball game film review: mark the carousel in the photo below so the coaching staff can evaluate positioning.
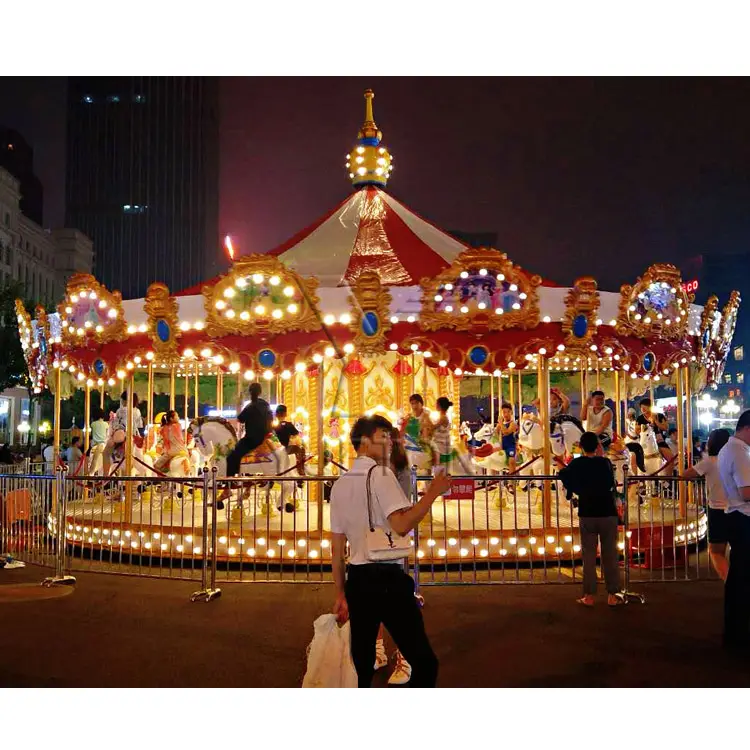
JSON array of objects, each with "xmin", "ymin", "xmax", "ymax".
[{"xmin": 15, "ymin": 90, "xmax": 740, "ymax": 568}]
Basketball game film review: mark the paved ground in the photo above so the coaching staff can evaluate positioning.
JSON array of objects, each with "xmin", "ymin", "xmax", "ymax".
[{"xmin": 1, "ymin": 565, "xmax": 749, "ymax": 687}]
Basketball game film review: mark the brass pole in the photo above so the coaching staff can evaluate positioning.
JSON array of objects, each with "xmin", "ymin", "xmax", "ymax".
[
  {"xmin": 423, "ymin": 354, "xmax": 428, "ymax": 406},
  {"xmin": 99, "ymin": 385, "xmax": 105, "ymax": 410},
  {"xmin": 509, "ymin": 370, "xmax": 515, "ymax": 418},
  {"xmin": 317, "ymin": 364, "xmax": 326, "ymax": 532},
  {"xmin": 125, "ymin": 374, "xmax": 134, "ymax": 521},
  {"xmin": 517, "ymin": 370, "xmax": 522, "ymax": 424},
  {"xmin": 217, "ymin": 371, "xmax": 224, "ymax": 412},
  {"xmin": 84, "ymin": 381, "xmax": 91, "ymax": 453},
  {"xmin": 411, "ymin": 353, "xmax": 416, "ymax": 397},
  {"xmin": 596, "ymin": 358, "xmax": 601, "ymax": 390},
  {"xmin": 580, "ymin": 368, "xmax": 586, "ymax": 415},
  {"xmin": 676, "ymin": 366, "xmax": 686, "ymax": 517},
  {"xmin": 147, "ymin": 362, "xmax": 154, "ymax": 428},
  {"xmin": 52, "ymin": 365, "xmax": 62, "ymax": 512},
  {"xmin": 538, "ymin": 357, "xmax": 552, "ymax": 527},
  {"xmin": 169, "ymin": 365, "xmax": 176, "ymax": 411},
  {"xmin": 684, "ymin": 366, "xmax": 693, "ymax": 468},
  {"xmin": 194, "ymin": 362, "xmax": 199, "ymax": 419},
  {"xmin": 184, "ymin": 369, "xmax": 189, "ymax": 437},
  {"xmin": 236, "ymin": 371, "xmax": 242, "ymax": 410},
  {"xmin": 490, "ymin": 372, "xmax": 495, "ymax": 425},
  {"xmin": 614, "ymin": 369, "xmax": 622, "ymax": 437}
]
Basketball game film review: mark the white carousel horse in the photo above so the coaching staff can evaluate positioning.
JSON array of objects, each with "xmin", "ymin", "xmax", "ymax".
[
  {"xmin": 606, "ymin": 435, "xmax": 635, "ymax": 502},
  {"xmin": 403, "ymin": 432, "xmax": 433, "ymax": 474},
  {"xmin": 639, "ymin": 424, "xmax": 667, "ymax": 476},
  {"xmin": 189, "ymin": 417, "xmax": 294, "ymax": 513},
  {"xmin": 637, "ymin": 424, "xmax": 668, "ymax": 500},
  {"xmin": 517, "ymin": 415, "xmax": 584, "ymax": 459}
]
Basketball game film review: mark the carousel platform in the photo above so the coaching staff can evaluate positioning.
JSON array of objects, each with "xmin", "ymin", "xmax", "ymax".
[{"xmin": 60, "ymin": 481, "xmax": 707, "ymax": 566}]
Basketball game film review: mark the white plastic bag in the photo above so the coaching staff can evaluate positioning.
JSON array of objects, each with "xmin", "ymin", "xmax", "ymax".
[{"xmin": 302, "ymin": 613, "xmax": 358, "ymax": 688}]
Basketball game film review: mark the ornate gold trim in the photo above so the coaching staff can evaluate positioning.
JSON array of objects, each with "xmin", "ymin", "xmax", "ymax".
[
  {"xmin": 718, "ymin": 290, "xmax": 741, "ymax": 358},
  {"xmin": 697, "ymin": 295, "xmax": 719, "ymax": 363},
  {"xmin": 561, "ymin": 277, "xmax": 600, "ymax": 352},
  {"xmin": 615, "ymin": 264, "xmax": 691, "ymax": 341},
  {"xmin": 57, "ymin": 273, "xmax": 126, "ymax": 346},
  {"xmin": 347, "ymin": 270, "xmax": 393, "ymax": 355},
  {"xmin": 144, "ymin": 282, "xmax": 181, "ymax": 362},
  {"xmin": 203, "ymin": 255, "xmax": 322, "ymax": 338},
  {"xmin": 419, "ymin": 247, "xmax": 541, "ymax": 333}
]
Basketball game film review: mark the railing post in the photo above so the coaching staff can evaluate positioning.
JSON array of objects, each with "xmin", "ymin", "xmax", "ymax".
[
  {"xmin": 190, "ymin": 467, "xmax": 221, "ymax": 602},
  {"xmin": 411, "ymin": 465, "xmax": 424, "ymax": 607},
  {"xmin": 42, "ymin": 468, "xmax": 76, "ymax": 588},
  {"xmin": 616, "ymin": 466, "xmax": 645, "ymax": 605}
]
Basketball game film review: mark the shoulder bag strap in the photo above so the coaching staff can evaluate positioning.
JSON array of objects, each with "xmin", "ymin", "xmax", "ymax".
[{"xmin": 366, "ymin": 464, "xmax": 377, "ymax": 532}]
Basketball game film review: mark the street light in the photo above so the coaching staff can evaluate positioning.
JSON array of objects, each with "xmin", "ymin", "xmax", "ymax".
[{"xmin": 39, "ymin": 421, "xmax": 51, "ymax": 436}]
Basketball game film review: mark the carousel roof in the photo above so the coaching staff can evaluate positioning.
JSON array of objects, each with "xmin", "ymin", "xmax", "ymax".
[{"xmin": 179, "ymin": 187, "xmax": 470, "ymax": 294}]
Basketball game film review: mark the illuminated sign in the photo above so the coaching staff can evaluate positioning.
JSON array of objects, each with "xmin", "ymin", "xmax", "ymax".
[{"xmin": 681, "ymin": 279, "xmax": 699, "ymax": 294}]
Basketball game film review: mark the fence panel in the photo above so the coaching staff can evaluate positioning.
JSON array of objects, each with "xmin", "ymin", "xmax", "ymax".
[
  {"xmin": 1, "ymin": 467, "xmax": 714, "ymax": 588},
  {"xmin": 0, "ymin": 469, "xmax": 57, "ymax": 567}
]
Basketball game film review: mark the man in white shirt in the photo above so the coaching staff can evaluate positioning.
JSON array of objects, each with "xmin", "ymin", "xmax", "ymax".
[
  {"xmin": 718, "ymin": 409, "xmax": 750, "ymax": 652},
  {"xmin": 331, "ymin": 414, "xmax": 450, "ymax": 687}
]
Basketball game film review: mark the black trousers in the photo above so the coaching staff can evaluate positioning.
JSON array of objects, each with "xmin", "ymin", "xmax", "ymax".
[
  {"xmin": 345, "ymin": 563, "xmax": 438, "ymax": 688},
  {"xmin": 724, "ymin": 511, "xmax": 750, "ymax": 649},
  {"xmin": 226, "ymin": 434, "xmax": 263, "ymax": 477}
]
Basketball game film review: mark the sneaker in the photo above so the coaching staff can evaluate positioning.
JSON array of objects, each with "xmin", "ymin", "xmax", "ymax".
[
  {"xmin": 374, "ymin": 639, "xmax": 388, "ymax": 670},
  {"xmin": 387, "ymin": 651, "xmax": 412, "ymax": 685}
]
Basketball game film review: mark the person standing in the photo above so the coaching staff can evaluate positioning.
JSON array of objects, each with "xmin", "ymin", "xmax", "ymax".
[
  {"xmin": 718, "ymin": 410, "xmax": 750, "ymax": 653},
  {"xmin": 331, "ymin": 415, "xmax": 450, "ymax": 687},
  {"xmin": 431, "ymin": 397, "xmax": 453, "ymax": 473},
  {"xmin": 559, "ymin": 431, "xmax": 623, "ymax": 607},
  {"xmin": 66, "ymin": 436, "xmax": 84, "ymax": 476},
  {"xmin": 88, "ymin": 407, "xmax": 109, "ymax": 475},
  {"xmin": 683, "ymin": 428, "xmax": 731, "ymax": 580}
]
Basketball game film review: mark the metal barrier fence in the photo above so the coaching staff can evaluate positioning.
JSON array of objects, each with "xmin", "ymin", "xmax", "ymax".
[
  {"xmin": 1, "ymin": 466, "xmax": 718, "ymax": 594},
  {"xmin": 0, "ymin": 468, "xmax": 57, "ymax": 567}
]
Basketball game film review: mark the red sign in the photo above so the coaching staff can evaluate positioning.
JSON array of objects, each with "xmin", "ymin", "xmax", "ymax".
[
  {"xmin": 446, "ymin": 478, "xmax": 475, "ymax": 500},
  {"xmin": 682, "ymin": 279, "xmax": 699, "ymax": 294}
]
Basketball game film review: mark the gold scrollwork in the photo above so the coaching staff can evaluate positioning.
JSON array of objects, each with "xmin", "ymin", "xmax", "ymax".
[
  {"xmin": 718, "ymin": 290, "xmax": 741, "ymax": 357},
  {"xmin": 203, "ymin": 255, "xmax": 322, "ymax": 338},
  {"xmin": 57, "ymin": 273, "xmax": 126, "ymax": 346},
  {"xmin": 615, "ymin": 264, "xmax": 691, "ymax": 341},
  {"xmin": 561, "ymin": 277, "xmax": 600, "ymax": 352},
  {"xmin": 365, "ymin": 372, "xmax": 395, "ymax": 410},
  {"xmin": 697, "ymin": 295, "xmax": 719, "ymax": 363},
  {"xmin": 419, "ymin": 247, "xmax": 541, "ymax": 333},
  {"xmin": 347, "ymin": 270, "xmax": 393, "ymax": 356},
  {"xmin": 144, "ymin": 282, "xmax": 181, "ymax": 362}
]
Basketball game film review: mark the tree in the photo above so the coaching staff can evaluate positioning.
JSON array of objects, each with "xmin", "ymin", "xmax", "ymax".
[{"xmin": 0, "ymin": 278, "xmax": 34, "ymax": 393}]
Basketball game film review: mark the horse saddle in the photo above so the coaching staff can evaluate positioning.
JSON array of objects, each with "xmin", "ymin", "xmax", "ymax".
[
  {"xmin": 240, "ymin": 434, "xmax": 279, "ymax": 464},
  {"xmin": 474, "ymin": 444, "xmax": 495, "ymax": 459}
]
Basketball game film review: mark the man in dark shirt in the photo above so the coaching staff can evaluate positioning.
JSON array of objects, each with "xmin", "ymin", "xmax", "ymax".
[
  {"xmin": 559, "ymin": 431, "xmax": 622, "ymax": 607},
  {"xmin": 275, "ymin": 404, "xmax": 306, "ymax": 481},
  {"xmin": 226, "ymin": 383, "xmax": 272, "ymax": 477}
]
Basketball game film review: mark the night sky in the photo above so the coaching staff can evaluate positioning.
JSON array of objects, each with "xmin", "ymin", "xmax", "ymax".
[{"xmin": 2, "ymin": 77, "xmax": 750, "ymax": 291}]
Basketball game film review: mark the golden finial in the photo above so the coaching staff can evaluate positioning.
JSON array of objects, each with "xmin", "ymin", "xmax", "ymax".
[{"xmin": 346, "ymin": 89, "xmax": 393, "ymax": 190}]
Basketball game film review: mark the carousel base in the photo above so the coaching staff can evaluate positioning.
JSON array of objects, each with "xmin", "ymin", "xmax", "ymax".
[{"xmin": 59, "ymin": 484, "xmax": 708, "ymax": 566}]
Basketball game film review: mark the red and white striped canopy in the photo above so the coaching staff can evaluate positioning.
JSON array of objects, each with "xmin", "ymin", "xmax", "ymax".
[
  {"xmin": 179, "ymin": 187, "xmax": 468, "ymax": 294},
  {"xmin": 266, "ymin": 187, "xmax": 467, "ymax": 287}
]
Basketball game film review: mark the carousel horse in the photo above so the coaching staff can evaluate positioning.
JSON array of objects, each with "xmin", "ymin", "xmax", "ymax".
[
  {"xmin": 189, "ymin": 416, "xmax": 294, "ymax": 513},
  {"xmin": 606, "ymin": 433, "xmax": 636, "ymax": 502},
  {"xmin": 403, "ymin": 431, "xmax": 433, "ymax": 474},
  {"xmin": 517, "ymin": 414, "xmax": 584, "ymax": 461},
  {"xmin": 637, "ymin": 424, "xmax": 668, "ymax": 499}
]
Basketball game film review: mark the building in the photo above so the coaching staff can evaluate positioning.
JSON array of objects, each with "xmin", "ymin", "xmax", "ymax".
[
  {"xmin": 65, "ymin": 77, "xmax": 220, "ymax": 300},
  {"xmin": 0, "ymin": 166, "xmax": 92, "ymax": 303},
  {"xmin": 682, "ymin": 251, "xmax": 748, "ymax": 404},
  {"xmin": 0, "ymin": 127, "xmax": 44, "ymax": 225}
]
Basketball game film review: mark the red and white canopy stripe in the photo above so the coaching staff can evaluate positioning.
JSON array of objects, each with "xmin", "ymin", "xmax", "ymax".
[{"xmin": 266, "ymin": 187, "xmax": 467, "ymax": 287}]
